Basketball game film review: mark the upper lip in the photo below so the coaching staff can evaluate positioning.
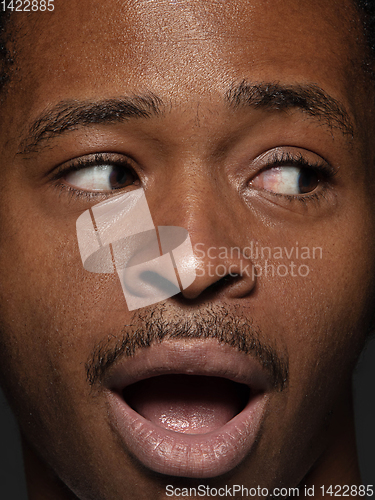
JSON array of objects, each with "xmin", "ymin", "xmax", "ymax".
[{"xmin": 104, "ymin": 338, "xmax": 273, "ymax": 394}]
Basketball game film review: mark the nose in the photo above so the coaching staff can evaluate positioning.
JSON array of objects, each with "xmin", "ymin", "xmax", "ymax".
[{"xmin": 150, "ymin": 175, "xmax": 257, "ymax": 302}]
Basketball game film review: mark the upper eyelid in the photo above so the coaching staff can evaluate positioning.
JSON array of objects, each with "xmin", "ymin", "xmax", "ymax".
[
  {"xmin": 68, "ymin": 152, "xmax": 135, "ymax": 168},
  {"xmin": 50, "ymin": 152, "xmax": 138, "ymax": 179},
  {"xmin": 264, "ymin": 151, "xmax": 324, "ymax": 168},
  {"xmin": 252, "ymin": 151, "xmax": 336, "ymax": 179}
]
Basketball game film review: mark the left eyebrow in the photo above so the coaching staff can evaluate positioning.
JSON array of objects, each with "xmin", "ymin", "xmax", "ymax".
[
  {"xmin": 225, "ymin": 81, "xmax": 354, "ymax": 138},
  {"xmin": 18, "ymin": 93, "xmax": 164, "ymax": 154}
]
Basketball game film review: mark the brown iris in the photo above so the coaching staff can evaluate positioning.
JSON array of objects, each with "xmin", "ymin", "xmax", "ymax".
[
  {"xmin": 298, "ymin": 169, "xmax": 319, "ymax": 194},
  {"xmin": 109, "ymin": 166, "xmax": 137, "ymax": 189}
]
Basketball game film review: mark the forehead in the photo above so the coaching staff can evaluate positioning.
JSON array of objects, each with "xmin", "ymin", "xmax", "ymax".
[{"xmin": 8, "ymin": 0, "xmax": 363, "ymax": 118}]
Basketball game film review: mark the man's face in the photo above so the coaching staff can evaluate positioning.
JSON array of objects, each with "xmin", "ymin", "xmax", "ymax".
[{"xmin": 0, "ymin": 0, "xmax": 375, "ymax": 498}]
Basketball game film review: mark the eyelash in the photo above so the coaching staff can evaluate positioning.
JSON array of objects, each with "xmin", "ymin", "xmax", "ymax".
[
  {"xmin": 252, "ymin": 150, "xmax": 336, "ymax": 204},
  {"xmin": 51, "ymin": 153, "xmax": 139, "ymax": 201}
]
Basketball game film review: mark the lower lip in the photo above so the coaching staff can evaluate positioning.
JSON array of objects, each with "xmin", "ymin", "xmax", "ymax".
[{"xmin": 107, "ymin": 388, "xmax": 267, "ymax": 478}]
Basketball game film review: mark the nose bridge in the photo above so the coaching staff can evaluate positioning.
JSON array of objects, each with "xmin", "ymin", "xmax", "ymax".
[{"xmin": 152, "ymin": 164, "xmax": 231, "ymax": 248}]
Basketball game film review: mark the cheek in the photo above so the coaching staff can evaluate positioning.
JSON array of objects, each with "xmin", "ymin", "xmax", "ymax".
[
  {"xmin": 0, "ymin": 194, "xmax": 131, "ymax": 415},
  {"xmin": 247, "ymin": 215, "xmax": 375, "ymax": 484},
  {"xmin": 0, "ymin": 200, "xmax": 137, "ymax": 485},
  {"xmin": 258, "ymin": 206, "xmax": 375, "ymax": 399}
]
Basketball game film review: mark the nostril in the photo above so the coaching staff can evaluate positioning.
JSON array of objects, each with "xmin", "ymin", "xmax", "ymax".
[{"xmin": 180, "ymin": 273, "xmax": 244, "ymax": 301}]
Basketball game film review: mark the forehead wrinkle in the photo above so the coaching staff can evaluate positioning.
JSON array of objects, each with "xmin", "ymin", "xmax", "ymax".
[
  {"xmin": 17, "ymin": 93, "xmax": 165, "ymax": 155},
  {"xmin": 225, "ymin": 80, "xmax": 355, "ymax": 139}
]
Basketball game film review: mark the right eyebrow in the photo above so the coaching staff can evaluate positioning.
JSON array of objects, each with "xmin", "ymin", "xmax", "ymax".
[
  {"xmin": 225, "ymin": 81, "xmax": 355, "ymax": 138},
  {"xmin": 18, "ymin": 93, "xmax": 165, "ymax": 155}
]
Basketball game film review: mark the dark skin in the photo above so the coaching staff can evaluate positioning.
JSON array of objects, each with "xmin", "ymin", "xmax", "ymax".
[{"xmin": 0, "ymin": 0, "xmax": 375, "ymax": 498}]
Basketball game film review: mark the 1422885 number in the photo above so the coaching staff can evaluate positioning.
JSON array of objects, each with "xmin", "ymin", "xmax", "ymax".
[{"xmin": 1, "ymin": 0, "xmax": 54, "ymax": 11}]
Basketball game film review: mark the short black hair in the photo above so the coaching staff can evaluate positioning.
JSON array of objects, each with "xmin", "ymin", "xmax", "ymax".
[
  {"xmin": 0, "ymin": 10, "xmax": 11, "ymax": 91},
  {"xmin": 0, "ymin": 1, "xmax": 375, "ymax": 94},
  {"xmin": 355, "ymin": 0, "xmax": 375, "ymax": 73},
  {"xmin": 357, "ymin": 0, "xmax": 375, "ymax": 48}
]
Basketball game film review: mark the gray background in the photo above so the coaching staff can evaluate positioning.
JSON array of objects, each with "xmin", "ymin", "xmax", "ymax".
[{"xmin": 0, "ymin": 338, "xmax": 374, "ymax": 500}]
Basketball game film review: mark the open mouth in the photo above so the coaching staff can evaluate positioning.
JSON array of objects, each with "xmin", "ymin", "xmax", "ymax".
[
  {"xmin": 105, "ymin": 339, "xmax": 270, "ymax": 478},
  {"xmin": 123, "ymin": 374, "xmax": 251, "ymax": 434}
]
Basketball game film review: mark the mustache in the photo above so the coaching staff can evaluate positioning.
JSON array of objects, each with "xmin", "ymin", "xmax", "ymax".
[{"xmin": 86, "ymin": 304, "xmax": 289, "ymax": 391}]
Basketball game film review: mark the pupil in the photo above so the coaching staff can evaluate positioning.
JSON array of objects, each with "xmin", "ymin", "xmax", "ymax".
[
  {"xmin": 298, "ymin": 169, "xmax": 319, "ymax": 194},
  {"xmin": 109, "ymin": 167, "xmax": 131, "ymax": 189}
]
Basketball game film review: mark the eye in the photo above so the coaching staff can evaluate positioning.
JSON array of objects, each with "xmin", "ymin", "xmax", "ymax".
[
  {"xmin": 64, "ymin": 162, "xmax": 139, "ymax": 192},
  {"xmin": 251, "ymin": 166, "xmax": 320, "ymax": 195}
]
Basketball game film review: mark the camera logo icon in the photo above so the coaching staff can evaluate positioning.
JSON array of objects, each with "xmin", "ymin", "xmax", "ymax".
[{"xmin": 76, "ymin": 188, "xmax": 196, "ymax": 311}]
